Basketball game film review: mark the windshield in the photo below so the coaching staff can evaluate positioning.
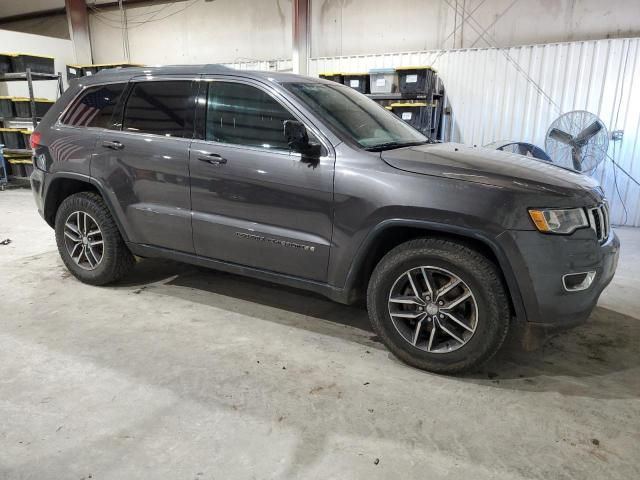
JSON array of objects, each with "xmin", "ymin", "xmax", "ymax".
[{"xmin": 283, "ymin": 82, "xmax": 428, "ymax": 150}]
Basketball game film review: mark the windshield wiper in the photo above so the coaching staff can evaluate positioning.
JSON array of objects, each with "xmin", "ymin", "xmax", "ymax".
[{"xmin": 364, "ymin": 140, "xmax": 429, "ymax": 152}]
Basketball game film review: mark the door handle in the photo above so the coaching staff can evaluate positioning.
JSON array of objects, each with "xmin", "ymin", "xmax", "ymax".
[
  {"xmin": 197, "ymin": 153, "xmax": 227, "ymax": 165},
  {"xmin": 102, "ymin": 140, "xmax": 124, "ymax": 150}
]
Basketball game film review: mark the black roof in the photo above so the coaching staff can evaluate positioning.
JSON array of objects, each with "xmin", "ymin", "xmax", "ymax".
[{"xmin": 78, "ymin": 64, "xmax": 329, "ymax": 85}]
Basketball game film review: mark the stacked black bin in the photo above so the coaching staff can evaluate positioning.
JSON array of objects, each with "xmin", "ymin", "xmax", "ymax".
[
  {"xmin": 12, "ymin": 98, "xmax": 54, "ymax": 119},
  {"xmin": 390, "ymin": 103, "xmax": 434, "ymax": 134},
  {"xmin": 396, "ymin": 66, "xmax": 436, "ymax": 95},
  {"xmin": 319, "ymin": 72, "xmax": 344, "ymax": 84},
  {"xmin": 0, "ymin": 54, "xmax": 12, "ymax": 74},
  {"xmin": 66, "ymin": 64, "xmax": 84, "ymax": 80},
  {"xmin": 0, "ymin": 96, "xmax": 14, "ymax": 118},
  {"xmin": 21, "ymin": 130, "xmax": 32, "ymax": 149},
  {"xmin": 4, "ymin": 54, "xmax": 55, "ymax": 74},
  {"xmin": 343, "ymin": 73, "xmax": 370, "ymax": 94},
  {"xmin": 66, "ymin": 63, "xmax": 142, "ymax": 80},
  {"xmin": 0, "ymin": 128, "xmax": 25, "ymax": 149}
]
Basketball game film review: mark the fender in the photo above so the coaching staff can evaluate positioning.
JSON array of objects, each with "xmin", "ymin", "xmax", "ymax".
[
  {"xmin": 341, "ymin": 218, "xmax": 528, "ymax": 322},
  {"xmin": 43, "ymin": 171, "xmax": 132, "ymax": 243}
]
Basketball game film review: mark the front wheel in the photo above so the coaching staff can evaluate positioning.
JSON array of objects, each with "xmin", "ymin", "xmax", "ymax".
[
  {"xmin": 367, "ymin": 238, "xmax": 510, "ymax": 374},
  {"xmin": 55, "ymin": 191, "xmax": 134, "ymax": 285}
]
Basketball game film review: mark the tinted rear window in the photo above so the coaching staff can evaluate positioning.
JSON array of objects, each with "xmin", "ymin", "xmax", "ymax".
[
  {"xmin": 61, "ymin": 83, "xmax": 125, "ymax": 128},
  {"xmin": 122, "ymin": 81, "xmax": 193, "ymax": 137}
]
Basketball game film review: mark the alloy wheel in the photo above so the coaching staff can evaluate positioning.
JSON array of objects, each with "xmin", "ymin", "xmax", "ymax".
[
  {"xmin": 63, "ymin": 211, "xmax": 104, "ymax": 270},
  {"xmin": 387, "ymin": 266, "xmax": 478, "ymax": 353}
]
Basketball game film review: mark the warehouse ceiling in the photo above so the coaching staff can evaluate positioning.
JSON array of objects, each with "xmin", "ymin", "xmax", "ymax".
[
  {"xmin": 0, "ymin": 0, "xmax": 170, "ymax": 21},
  {"xmin": 0, "ymin": 0, "xmax": 65, "ymax": 19}
]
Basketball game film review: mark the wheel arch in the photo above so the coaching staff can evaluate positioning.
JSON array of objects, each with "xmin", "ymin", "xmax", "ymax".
[
  {"xmin": 342, "ymin": 220, "xmax": 526, "ymax": 321},
  {"xmin": 43, "ymin": 173, "xmax": 130, "ymax": 242}
]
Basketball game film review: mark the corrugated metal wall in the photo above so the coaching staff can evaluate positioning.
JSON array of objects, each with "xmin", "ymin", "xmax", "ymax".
[{"xmin": 230, "ymin": 38, "xmax": 640, "ymax": 226}]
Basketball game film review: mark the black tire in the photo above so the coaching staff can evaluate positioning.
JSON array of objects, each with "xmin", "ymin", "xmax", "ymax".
[
  {"xmin": 55, "ymin": 191, "xmax": 134, "ymax": 285},
  {"xmin": 367, "ymin": 238, "xmax": 510, "ymax": 374}
]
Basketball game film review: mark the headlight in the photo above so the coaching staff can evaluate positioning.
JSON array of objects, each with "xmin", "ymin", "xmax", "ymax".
[{"xmin": 528, "ymin": 208, "xmax": 588, "ymax": 234}]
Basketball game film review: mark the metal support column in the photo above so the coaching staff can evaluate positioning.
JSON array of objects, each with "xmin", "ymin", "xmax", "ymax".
[
  {"xmin": 26, "ymin": 68, "xmax": 37, "ymax": 130},
  {"xmin": 292, "ymin": 0, "xmax": 310, "ymax": 75},
  {"xmin": 57, "ymin": 73, "xmax": 64, "ymax": 97},
  {"xmin": 66, "ymin": 0, "xmax": 93, "ymax": 65}
]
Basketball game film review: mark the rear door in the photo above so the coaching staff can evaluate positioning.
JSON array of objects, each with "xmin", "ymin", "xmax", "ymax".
[
  {"xmin": 189, "ymin": 77, "xmax": 335, "ymax": 281},
  {"xmin": 91, "ymin": 76, "xmax": 198, "ymax": 253}
]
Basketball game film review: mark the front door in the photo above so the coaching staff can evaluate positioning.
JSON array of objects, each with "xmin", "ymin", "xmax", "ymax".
[
  {"xmin": 189, "ymin": 78, "xmax": 335, "ymax": 282},
  {"xmin": 91, "ymin": 77, "xmax": 197, "ymax": 253}
]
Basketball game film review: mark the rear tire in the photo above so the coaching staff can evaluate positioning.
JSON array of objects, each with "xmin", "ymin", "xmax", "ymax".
[
  {"xmin": 367, "ymin": 238, "xmax": 510, "ymax": 374},
  {"xmin": 55, "ymin": 191, "xmax": 134, "ymax": 285}
]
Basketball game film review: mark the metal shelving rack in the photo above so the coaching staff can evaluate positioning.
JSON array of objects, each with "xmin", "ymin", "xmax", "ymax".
[{"xmin": 0, "ymin": 68, "xmax": 63, "ymax": 183}]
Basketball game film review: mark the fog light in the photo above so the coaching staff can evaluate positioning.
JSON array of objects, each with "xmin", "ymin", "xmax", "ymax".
[{"xmin": 562, "ymin": 271, "xmax": 596, "ymax": 292}]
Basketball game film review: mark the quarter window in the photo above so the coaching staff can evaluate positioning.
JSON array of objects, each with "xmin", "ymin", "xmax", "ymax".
[
  {"xmin": 61, "ymin": 83, "xmax": 125, "ymax": 128},
  {"xmin": 205, "ymin": 82, "xmax": 295, "ymax": 150},
  {"xmin": 122, "ymin": 81, "xmax": 193, "ymax": 137}
]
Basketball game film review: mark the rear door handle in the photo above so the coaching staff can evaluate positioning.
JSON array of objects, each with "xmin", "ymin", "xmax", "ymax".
[
  {"xmin": 102, "ymin": 140, "xmax": 124, "ymax": 150},
  {"xmin": 197, "ymin": 153, "xmax": 227, "ymax": 165}
]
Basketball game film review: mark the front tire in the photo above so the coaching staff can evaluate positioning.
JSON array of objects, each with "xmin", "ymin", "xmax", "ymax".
[
  {"xmin": 367, "ymin": 238, "xmax": 510, "ymax": 374},
  {"xmin": 55, "ymin": 191, "xmax": 134, "ymax": 285}
]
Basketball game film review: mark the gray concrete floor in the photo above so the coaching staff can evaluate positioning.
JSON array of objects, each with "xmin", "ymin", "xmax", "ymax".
[{"xmin": 1, "ymin": 188, "xmax": 639, "ymax": 480}]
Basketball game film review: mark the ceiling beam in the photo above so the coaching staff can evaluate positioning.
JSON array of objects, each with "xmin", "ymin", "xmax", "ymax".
[
  {"xmin": 0, "ymin": 0, "xmax": 188, "ymax": 24},
  {"xmin": 0, "ymin": 8, "xmax": 66, "ymax": 24}
]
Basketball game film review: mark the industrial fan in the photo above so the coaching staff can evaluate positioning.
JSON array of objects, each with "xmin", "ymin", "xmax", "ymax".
[
  {"xmin": 484, "ymin": 141, "xmax": 551, "ymax": 161},
  {"xmin": 545, "ymin": 111, "xmax": 609, "ymax": 173}
]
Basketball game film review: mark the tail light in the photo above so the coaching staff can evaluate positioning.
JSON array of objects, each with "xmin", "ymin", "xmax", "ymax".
[{"xmin": 30, "ymin": 131, "xmax": 42, "ymax": 149}]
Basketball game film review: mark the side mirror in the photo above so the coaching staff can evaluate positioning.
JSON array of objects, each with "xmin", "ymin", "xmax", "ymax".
[{"xmin": 284, "ymin": 120, "xmax": 309, "ymax": 152}]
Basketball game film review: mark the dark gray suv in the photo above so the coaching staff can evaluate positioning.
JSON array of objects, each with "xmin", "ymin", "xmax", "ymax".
[{"xmin": 30, "ymin": 65, "xmax": 619, "ymax": 374}]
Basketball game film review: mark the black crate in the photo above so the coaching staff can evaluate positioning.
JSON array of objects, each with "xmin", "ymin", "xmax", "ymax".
[
  {"xmin": 0, "ymin": 54, "xmax": 12, "ymax": 74},
  {"xmin": 24, "ymin": 163, "xmax": 34, "ymax": 177},
  {"xmin": 66, "ymin": 64, "xmax": 84, "ymax": 80},
  {"xmin": 343, "ymin": 73, "xmax": 370, "ymax": 94},
  {"xmin": 10, "ymin": 54, "xmax": 55, "ymax": 74},
  {"xmin": 12, "ymin": 98, "xmax": 54, "ymax": 118},
  {"xmin": 0, "ymin": 128, "xmax": 26, "ymax": 148},
  {"xmin": 8, "ymin": 161, "xmax": 26, "ymax": 178},
  {"xmin": 319, "ymin": 72, "xmax": 344, "ymax": 84},
  {"xmin": 390, "ymin": 103, "xmax": 434, "ymax": 134},
  {"xmin": 82, "ymin": 65, "xmax": 99, "ymax": 77},
  {"xmin": 67, "ymin": 63, "xmax": 142, "ymax": 80},
  {"xmin": 95, "ymin": 63, "xmax": 142, "ymax": 72},
  {"xmin": 0, "ymin": 97, "xmax": 14, "ymax": 118},
  {"xmin": 21, "ymin": 130, "xmax": 32, "ymax": 148},
  {"xmin": 396, "ymin": 66, "xmax": 436, "ymax": 94}
]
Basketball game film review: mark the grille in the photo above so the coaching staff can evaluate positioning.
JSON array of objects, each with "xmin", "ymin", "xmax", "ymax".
[{"xmin": 588, "ymin": 203, "xmax": 610, "ymax": 243}]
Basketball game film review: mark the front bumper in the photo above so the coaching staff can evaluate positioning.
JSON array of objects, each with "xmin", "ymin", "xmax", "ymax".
[{"xmin": 498, "ymin": 228, "xmax": 620, "ymax": 330}]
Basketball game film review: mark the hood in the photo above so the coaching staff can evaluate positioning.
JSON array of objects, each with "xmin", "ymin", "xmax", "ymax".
[{"xmin": 381, "ymin": 143, "xmax": 601, "ymax": 198}]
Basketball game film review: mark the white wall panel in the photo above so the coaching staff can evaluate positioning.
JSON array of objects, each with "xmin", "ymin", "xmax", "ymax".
[
  {"xmin": 307, "ymin": 38, "xmax": 640, "ymax": 226},
  {"xmin": 89, "ymin": 0, "xmax": 292, "ymax": 65}
]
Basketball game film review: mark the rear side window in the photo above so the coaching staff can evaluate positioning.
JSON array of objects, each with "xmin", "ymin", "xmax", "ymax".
[
  {"xmin": 205, "ymin": 81, "xmax": 295, "ymax": 150},
  {"xmin": 61, "ymin": 83, "xmax": 125, "ymax": 128},
  {"xmin": 122, "ymin": 81, "xmax": 193, "ymax": 137}
]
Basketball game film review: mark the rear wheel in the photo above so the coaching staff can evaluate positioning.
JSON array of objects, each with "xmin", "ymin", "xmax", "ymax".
[
  {"xmin": 55, "ymin": 191, "xmax": 134, "ymax": 285},
  {"xmin": 367, "ymin": 238, "xmax": 510, "ymax": 374}
]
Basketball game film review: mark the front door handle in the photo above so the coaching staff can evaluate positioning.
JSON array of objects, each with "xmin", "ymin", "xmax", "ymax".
[
  {"xmin": 197, "ymin": 153, "xmax": 227, "ymax": 165},
  {"xmin": 102, "ymin": 140, "xmax": 124, "ymax": 150}
]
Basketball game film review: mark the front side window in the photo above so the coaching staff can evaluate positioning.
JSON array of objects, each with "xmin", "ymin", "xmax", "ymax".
[
  {"xmin": 122, "ymin": 80, "xmax": 193, "ymax": 137},
  {"xmin": 61, "ymin": 83, "xmax": 125, "ymax": 128},
  {"xmin": 283, "ymin": 82, "xmax": 427, "ymax": 150},
  {"xmin": 205, "ymin": 81, "xmax": 295, "ymax": 151}
]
